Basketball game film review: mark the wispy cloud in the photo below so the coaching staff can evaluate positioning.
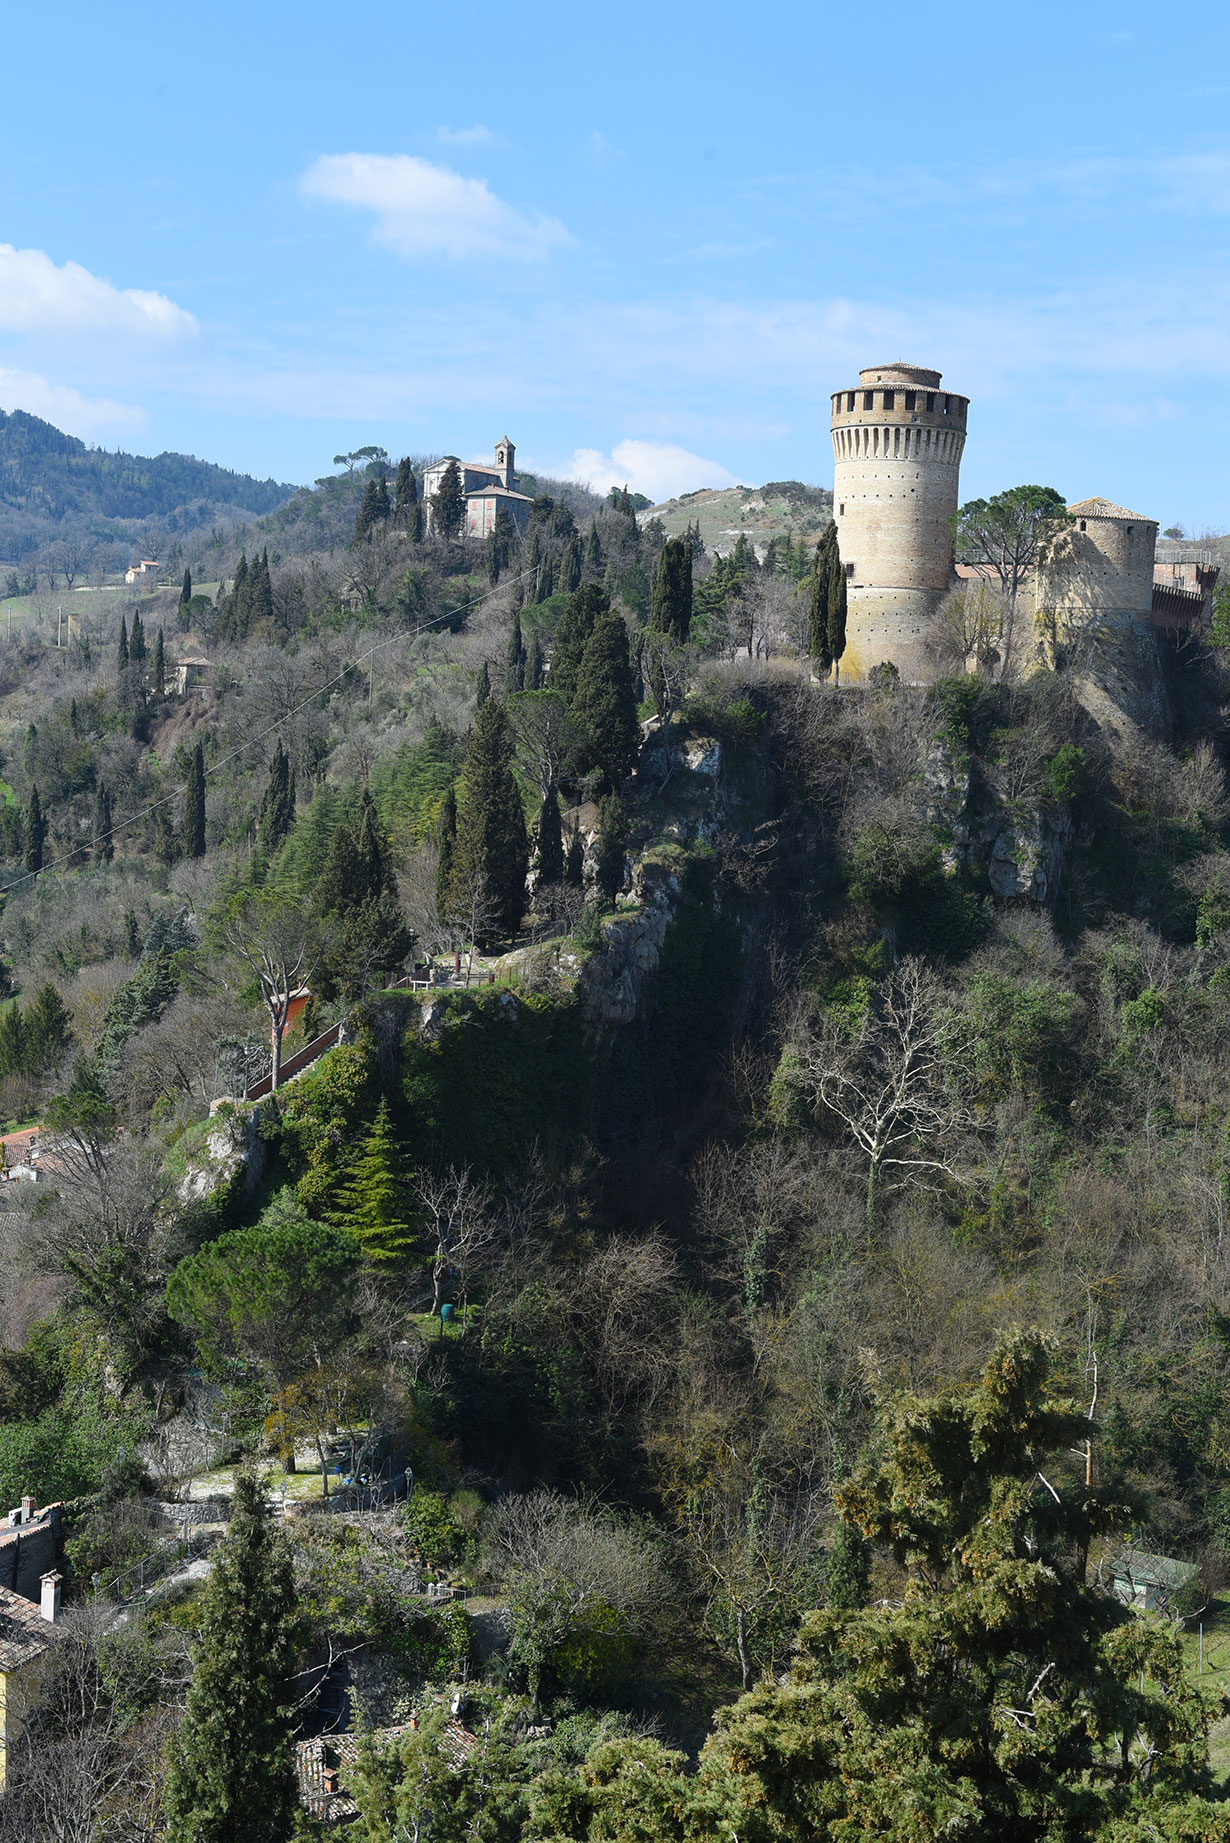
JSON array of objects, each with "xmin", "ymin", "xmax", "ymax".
[
  {"xmin": 0, "ymin": 244, "xmax": 196, "ymax": 339},
  {"xmin": 0, "ymin": 367, "xmax": 148, "ymax": 437},
  {"xmin": 436, "ymin": 125, "xmax": 501, "ymax": 147},
  {"xmin": 300, "ymin": 153, "xmax": 570, "ymax": 261},
  {"xmin": 565, "ymin": 439, "xmax": 737, "ymax": 502}
]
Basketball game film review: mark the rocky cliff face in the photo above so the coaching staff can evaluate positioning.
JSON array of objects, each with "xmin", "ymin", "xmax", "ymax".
[{"xmin": 925, "ymin": 740, "xmax": 1075, "ymax": 907}]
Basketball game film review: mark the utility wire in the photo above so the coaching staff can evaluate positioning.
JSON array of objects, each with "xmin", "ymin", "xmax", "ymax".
[{"xmin": 5, "ymin": 567, "xmax": 531, "ymax": 895}]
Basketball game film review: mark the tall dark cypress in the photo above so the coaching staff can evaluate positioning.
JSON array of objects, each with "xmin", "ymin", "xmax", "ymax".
[
  {"xmin": 475, "ymin": 660, "xmax": 491, "ymax": 714},
  {"xmin": 117, "ymin": 615, "xmax": 129, "ymax": 678},
  {"xmin": 249, "ymin": 551, "xmax": 274, "ymax": 630},
  {"xmin": 130, "ymin": 610, "xmax": 146, "ymax": 665},
  {"xmin": 535, "ymin": 785, "xmax": 564, "ymax": 886},
  {"xmin": 505, "ymin": 610, "xmax": 526, "ymax": 694},
  {"xmin": 584, "ymin": 520, "xmax": 603, "ymax": 578},
  {"xmin": 809, "ymin": 528, "xmax": 834, "ymax": 673},
  {"xmin": 24, "ymin": 785, "xmax": 46, "ymax": 875},
  {"xmin": 183, "ymin": 744, "xmax": 206, "ymax": 859},
  {"xmin": 571, "ymin": 609, "xmax": 640, "ymax": 789},
  {"xmin": 450, "ymin": 701, "xmax": 528, "ymax": 943},
  {"xmin": 524, "ymin": 629, "xmax": 544, "ymax": 691},
  {"xmin": 181, "ymin": 567, "xmax": 192, "ymax": 604},
  {"xmin": 549, "ymin": 584, "xmax": 605, "ymax": 708},
  {"xmin": 558, "ymin": 534, "xmax": 583, "ymax": 595},
  {"xmin": 564, "ymin": 824, "xmax": 584, "ymax": 888},
  {"xmin": 153, "ymin": 626, "xmax": 166, "ymax": 696},
  {"xmin": 649, "ymin": 536, "xmax": 693, "ymax": 641},
  {"xmin": 430, "ymin": 461, "xmax": 465, "ymax": 542},
  {"xmin": 827, "ymin": 542, "xmax": 848, "ymax": 683},
  {"xmin": 374, "ymin": 476, "xmax": 391, "ymax": 524},
  {"xmin": 258, "ymin": 739, "xmax": 295, "ymax": 853},
  {"xmin": 354, "ymin": 480, "xmax": 381, "ymax": 544},
  {"xmin": 164, "ymin": 1471, "xmax": 299, "ymax": 1843},
  {"xmin": 93, "ymin": 783, "xmax": 114, "ymax": 863},
  {"xmin": 394, "ymin": 457, "xmax": 419, "ymax": 524},
  {"xmin": 435, "ymin": 784, "xmax": 457, "ymax": 922}
]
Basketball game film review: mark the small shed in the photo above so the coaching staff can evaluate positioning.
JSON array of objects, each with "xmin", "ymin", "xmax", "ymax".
[
  {"xmin": 1110, "ymin": 1546, "xmax": 1199, "ymax": 1613},
  {"xmin": 172, "ymin": 657, "xmax": 210, "ymax": 696}
]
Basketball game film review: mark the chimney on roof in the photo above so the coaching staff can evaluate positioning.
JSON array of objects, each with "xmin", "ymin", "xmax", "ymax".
[
  {"xmin": 40, "ymin": 1571, "xmax": 62, "ymax": 1623},
  {"xmin": 21, "ymin": 1496, "xmax": 35, "ymax": 1521}
]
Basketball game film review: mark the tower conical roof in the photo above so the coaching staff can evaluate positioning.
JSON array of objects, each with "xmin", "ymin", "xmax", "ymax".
[{"xmin": 1068, "ymin": 497, "xmax": 1154, "ymax": 523}]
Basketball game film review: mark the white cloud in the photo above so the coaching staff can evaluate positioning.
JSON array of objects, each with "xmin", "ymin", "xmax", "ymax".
[
  {"xmin": 565, "ymin": 439, "xmax": 738, "ymax": 503},
  {"xmin": 436, "ymin": 125, "xmax": 500, "ymax": 147},
  {"xmin": 0, "ymin": 368, "xmax": 148, "ymax": 438},
  {"xmin": 0, "ymin": 245, "xmax": 195, "ymax": 339},
  {"xmin": 300, "ymin": 153, "xmax": 570, "ymax": 261}
]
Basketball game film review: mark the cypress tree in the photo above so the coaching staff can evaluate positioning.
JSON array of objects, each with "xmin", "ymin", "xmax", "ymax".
[
  {"xmin": 258, "ymin": 739, "xmax": 295, "ymax": 854},
  {"xmin": 164, "ymin": 1470, "xmax": 299, "ymax": 1843},
  {"xmin": 524, "ymin": 629, "xmax": 544, "ymax": 691},
  {"xmin": 594, "ymin": 793, "xmax": 629, "ymax": 905},
  {"xmin": 808, "ymin": 527, "xmax": 834, "ymax": 673},
  {"xmin": 26, "ymin": 982, "xmax": 71, "ymax": 1072},
  {"xmin": 451, "ymin": 700, "xmax": 528, "ymax": 944},
  {"xmin": 354, "ymin": 479, "xmax": 381, "ymax": 544},
  {"xmin": 475, "ymin": 660, "xmax": 491, "ymax": 714},
  {"xmin": 151, "ymin": 800, "xmax": 177, "ymax": 867},
  {"xmin": 183, "ymin": 743, "xmax": 206, "ymax": 859},
  {"xmin": 153, "ymin": 626, "xmax": 166, "ymax": 696},
  {"xmin": 22, "ymin": 724, "xmax": 37, "ymax": 776},
  {"xmin": 558, "ymin": 533, "xmax": 583, "ymax": 595},
  {"xmin": 117, "ymin": 615, "xmax": 129, "ymax": 677},
  {"xmin": 130, "ymin": 610, "xmax": 146, "ymax": 665},
  {"xmin": 328, "ymin": 1099, "xmax": 416, "ymax": 1264},
  {"xmin": 430, "ymin": 460, "xmax": 465, "ymax": 542},
  {"xmin": 374, "ymin": 475, "xmax": 391, "ymax": 524},
  {"xmin": 535, "ymin": 785, "xmax": 564, "ymax": 886},
  {"xmin": 0, "ymin": 1005, "xmax": 26, "ymax": 1080},
  {"xmin": 827, "ymin": 540, "xmax": 849, "ymax": 682},
  {"xmin": 394, "ymin": 457, "xmax": 418, "ymax": 524},
  {"xmin": 249, "ymin": 551, "xmax": 274, "ymax": 630},
  {"xmin": 93, "ymin": 783, "xmax": 114, "ymax": 863},
  {"xmin": 505, "ymin": 610, "xmax": 526, "ymax": 694},
  {"xmin": 571, "ymin": 609, "xmax": 640, "ymax": 789},
  {"xmin": 564, "ymin": 825, "xmax": 584, "ymax": 888},
  {"xmin": 825, "ymin": 1517, "xmax": 871, "ymax": 1611},
  {"xmin": 24, "ymin": 784, "xmax": 46, "ymax": 875},
  {"xmin": 181, "ymin": 567, "xmax": 192, "ymax": 604},
  {"xmin": 535, "ymin": 553, "xmax": 555, "ymax": 604},
  {"xmin": 435, "ymin": 784, "xmax": 457, "ymax": 921},
  {"xmin": 584, "ymin": 520, "xmax": 603, "ymax": 577},
  {"xmin": 410, "ymin": 501, "xmax": 424, "ymax": 544},
  {"xmin": 650, "ymin": 536, "xmax": 693, "ymax": 641},
  {"xmin": 549, "ymin": 584, "xmax": 605, "ymax": 708}
]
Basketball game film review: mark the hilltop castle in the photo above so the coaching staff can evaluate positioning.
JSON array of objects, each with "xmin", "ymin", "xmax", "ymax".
[{"xmin": 827, "ymin": 362, "xmax": 1207, "ymax": 735}]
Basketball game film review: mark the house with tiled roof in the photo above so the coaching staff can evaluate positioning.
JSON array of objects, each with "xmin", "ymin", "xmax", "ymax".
[
  {"xmin": 0, "ymin": 1575, "xmax": 62, "ymax": 1788},
  {"xmin": 421, "ymin": 438, "xmax": 533, "ymax": 538}
]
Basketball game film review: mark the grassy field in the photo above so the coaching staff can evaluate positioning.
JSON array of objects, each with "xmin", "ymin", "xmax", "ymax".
[{"xmin": 642, "ymin": 481, "xmax": 832, "ymax": 557}]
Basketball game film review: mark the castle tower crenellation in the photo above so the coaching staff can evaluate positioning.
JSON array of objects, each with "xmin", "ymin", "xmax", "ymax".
[{"xmin": 831, "ymin": 361, "xmax": 969, "ymax": 681}]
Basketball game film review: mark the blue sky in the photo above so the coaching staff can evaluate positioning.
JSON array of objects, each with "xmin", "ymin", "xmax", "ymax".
[{"xmin": 2, "ymin": 0, "xmax": 1230, "ymax": 523}]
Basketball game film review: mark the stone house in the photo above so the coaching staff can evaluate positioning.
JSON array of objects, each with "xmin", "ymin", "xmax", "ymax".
[
  {"xmin": 421, "ymin": 438, "xmax": 533, "ymax": 537},
  {"xmin": 0, "ymin": 1500, "xmax": 62, "ymax": 1603},
  {"xmin": 124, "ymin": 560, "xmax": 161, "ymax": 586}
]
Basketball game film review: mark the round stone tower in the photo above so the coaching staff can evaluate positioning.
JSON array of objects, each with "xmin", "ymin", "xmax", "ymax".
[
  {"xmin": 830, "ymin": 362, "xmax": 969, "ymax": 681},
  {"xmin": 1035, "ymin": 499, "xmax": 1157, "ymax": 626}
]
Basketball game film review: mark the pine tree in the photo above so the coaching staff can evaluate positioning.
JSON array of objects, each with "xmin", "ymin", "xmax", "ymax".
[
  {"xmin": 26, "ymin": 982, "xmax": 71, "ymax": 1072},
  {"xmin": 549, "ymin": 584, "xmax": 605, "ymax": 708},
  {"xmin": 594, "ymin": 793, "xmax": 628, "ymax": 905},
  {"xmin": 524, "ymin": 629, "xmax": 544, "ymax": 691},
  {"xmin": 0, "ymin": 1004, "xmax": 26, "ymax": 1080},
  {"xmin": 93, "ymin": 783, "xmax": 113, "ymax": 863},
  {"xmin": 181, "ymin": 567, "xmax": 192, "ymax": 604},
  {"xmin": 564, "ymin": 825, "xmax": 584, "ymax": 887},
  {"xmin": 116, "ymin": 615, "xmax": 129, "ymax": 678},
  {"xmin": 183, "ymin": 744, "xmax": 206, "ymax": 859},
  {"xmin": 584, "ymin": 520, "xmax": 603, "ymax": 578},
  {"xmin": 808, "ymin": 527, "xmax": 834, "ymax": 673},
  {"xmin": 571, "ymin": 610, "xmax": 640, "ymax": 789},
  {"xmin": 24, "ymin": 784, "xmax": 46, "ymax": 874},
  {"xmin": 354, "ymin": 479, "xmax": 381, "ymax": 544},
  {"xmin": 435, "ymin": 784, "xmax": 457, "ymax": 921},
  {"xmin": 153, "ymin": 626, "xmax": 166, "ymax": 696},
  {"xmin": 328, "ymin": 1099, "xmax": 417, "ymax": 1263},
  {"xmin": 394, "ymin": 457, "xmax": 418, "ymax": 524},
  {"xmin": 558, "ymin": 534, "xmax": 583, "ymax": 595},
  {"xmin": 430, "ymin": 460, "xmax": 465, "ymax": 542},
  {"xmin": 164, "ymin": 1470, "xmax": 299, "ymax": 1843},
  {"xmin": 475, "ymin": 660, "xmax": 491, "ymax": 714},
  {"xmin": 451, "ymin": 700, "xmax": 528, "ymax": 944},
  {"xmin": 505, "ymin": 610, "xmax": 526, "ymax": 694},
  {"xmin": 650, "ymin": 536, "xmax": 693, "ymax": 641},
  {"xmin": 535, "ymin": 786, "xmax": 564, "ymax": 886},
  {"xmin": 258, "ymin": 739, "xmax": 295, "ymax": 854}
]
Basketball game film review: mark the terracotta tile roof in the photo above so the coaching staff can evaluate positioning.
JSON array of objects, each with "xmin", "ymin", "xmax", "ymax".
[
  {"xmin": 0, "ymin": 1583, "xmax": 54, "ymax": 1671},
  {"xmin": 1067, "ymin": 498, "xmax": 1155, "ymax": 523},
  {"xmin": 295, "ymin": 1718, "xmax": 479, "ymax": 1822}
]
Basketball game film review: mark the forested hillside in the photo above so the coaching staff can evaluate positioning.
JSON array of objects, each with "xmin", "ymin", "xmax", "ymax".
[
  {"xmin": 0, "ymin": 407, "xmax": 296, "ymax": 569},
  {"xmin": 2, "ymin": 447, "xmax": 1230, "ymax": 1838}
]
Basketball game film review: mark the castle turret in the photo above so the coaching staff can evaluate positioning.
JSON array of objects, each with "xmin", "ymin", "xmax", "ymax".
[{"xmin": 830, "ymin": 363, "xmax": 968, "ymax": 681}]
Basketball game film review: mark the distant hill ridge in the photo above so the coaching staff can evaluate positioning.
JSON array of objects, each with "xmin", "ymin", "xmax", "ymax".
[
  {"xmin": 643, "ymin": 479, "xmax": 832, "ymax": 557},
  {"xmin": 0, "ymin": 409, "xmax": 298, "ymax": 558}
]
